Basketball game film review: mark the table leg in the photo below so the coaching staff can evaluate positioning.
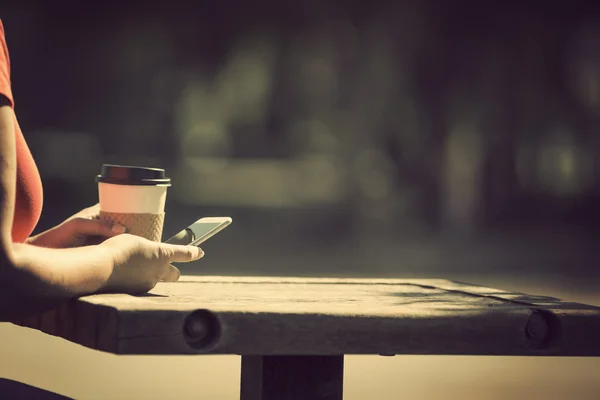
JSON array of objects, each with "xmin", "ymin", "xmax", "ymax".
[{"xmin": 240, "ymin": 355, "xmax": 344, "ymax": 400}]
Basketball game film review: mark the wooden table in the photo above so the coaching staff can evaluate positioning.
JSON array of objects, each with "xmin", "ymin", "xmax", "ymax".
[{"xmin": 13, "ymin": 276, "xmax": 600, "ymax": 400}]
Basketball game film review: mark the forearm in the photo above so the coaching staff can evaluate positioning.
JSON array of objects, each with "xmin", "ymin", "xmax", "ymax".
[{"xmin": 0, "ymin": 243, "xmax": 113, "ymax": 320}]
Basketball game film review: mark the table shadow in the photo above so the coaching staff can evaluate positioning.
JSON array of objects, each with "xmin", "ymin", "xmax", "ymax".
[{"xmin": 0, "ymin": 378, "xmax": 72, "ymax": 399}]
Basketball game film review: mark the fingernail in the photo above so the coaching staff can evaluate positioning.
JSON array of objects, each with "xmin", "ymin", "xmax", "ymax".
[
  {"xmin": 190, "ymin": 247, "xmax": 204, "ymax": 259},
  {"xmin": 112, "ymin": 224, "xmax": 127, "ymax": 234}
]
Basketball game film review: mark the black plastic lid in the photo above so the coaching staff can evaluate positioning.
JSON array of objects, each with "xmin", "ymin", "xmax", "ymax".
[{"xmin": 95, "ymin": 164, "xmax": 171, "ymax": 186}]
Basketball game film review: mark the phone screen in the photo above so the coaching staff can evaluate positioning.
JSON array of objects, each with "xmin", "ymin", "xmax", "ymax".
[{"xmin": 164, "ymin": 219, "xmax": 230, "ymax": 246}]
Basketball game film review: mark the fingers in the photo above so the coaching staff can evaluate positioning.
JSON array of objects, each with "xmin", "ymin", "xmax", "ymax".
[
  {"xmin": 160, "ymin": 264, "xmax": 181, "ymax": 282},
  {"xmin": 160, "ymin": 243, "xmax": 204, "ymax": 263},
  {"xmin": 68, "ymin": 204, "xmax": 101, "ymax": 221},
  {"xmin": 69, "ymin": 217, "xmax": 127, "ymax": 237},
  {"xmin": 79, "ymin": 204, "xmax": 101, "ymax": 219}
]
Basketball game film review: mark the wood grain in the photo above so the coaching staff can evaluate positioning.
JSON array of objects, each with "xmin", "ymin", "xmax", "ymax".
[{"xmin": 11, "ymin": 276, "xmax": 600, "ymax": 356}]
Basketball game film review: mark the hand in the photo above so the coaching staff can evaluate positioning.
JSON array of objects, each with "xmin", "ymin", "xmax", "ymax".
[
  {"xmin": 26, "ymin": 204, "xmax": 126, "ymax": 249},
  {"xmin": 99, "ymin": 234, "xmax": 204, "ymax": 294}
]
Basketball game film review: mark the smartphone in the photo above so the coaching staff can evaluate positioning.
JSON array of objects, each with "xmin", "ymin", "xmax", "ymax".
[{"xmin": 164, "ymin": 217, "xmax": 232, "ymax": 246}]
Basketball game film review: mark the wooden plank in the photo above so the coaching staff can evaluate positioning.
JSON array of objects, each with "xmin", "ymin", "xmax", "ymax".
[
  {"xmin": 13, "ymin": 276, "xmax": 600, "ymax": 356},
  {"xmin": 240, "ymin": 355, "xmax": 344, "ymax": 400}
]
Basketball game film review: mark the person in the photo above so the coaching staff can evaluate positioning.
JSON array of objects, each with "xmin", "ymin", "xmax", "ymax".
[{"xmin": 0, "ymin": 18, "xmax": 204, "ymax": 322}]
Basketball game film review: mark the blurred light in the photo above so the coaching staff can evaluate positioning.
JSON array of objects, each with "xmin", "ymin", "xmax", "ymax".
[
  {"xmin": 537, "ymin": 144, "xmax": 593, "ymax": 195},
  {"xmin": 353, "ymin": 149, "xmax": 395, "ymax": 200},
  {"xmin": 175, "ymin": 75, "xmax": 214, "ymax": 126},
  {"xmin": 173, "ymin": 157, "xmax": 345, "ymax": 208},
  {"xmin": 181, "ymin": 121, "xmax": 232, "ymax": 159},
  {"xmin": 174, "ymin": 76, "xmax": 233, "ymax": 158},
  {"xmin": 441, "ymin": 120, "xmax": 484, "ymax": 230},
  {"xmin": 293, "ymin": 155, "xmax": 344, "ymax": 203},
  {"xmin": 215, "ymin": 35, "xmax": 276, "ymax": 124},
  {"xmin": 287, "ymin": 28, "xmax": 339, "ymax": 111},
  {"xmin": 516, "ymin": 130, "xmax": 594, "ymax": 196},
  {"xmin": 287, "ymin": 120, "xmax": 339, "ymax": 155}
]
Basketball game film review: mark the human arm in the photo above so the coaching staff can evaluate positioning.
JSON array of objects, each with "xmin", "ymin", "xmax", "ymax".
[{"xmin": 0, "ymin": 101, "xmax": 203, "ymax": 321}]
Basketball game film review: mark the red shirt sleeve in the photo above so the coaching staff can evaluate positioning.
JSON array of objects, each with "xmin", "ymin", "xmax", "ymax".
[
  {"xmin": 0, "ymin": 19, "xmax": 44, "ymax": 242},
  {"xmin": 0, "ymin": 20, "xmax": 14, "ymax": 107}
]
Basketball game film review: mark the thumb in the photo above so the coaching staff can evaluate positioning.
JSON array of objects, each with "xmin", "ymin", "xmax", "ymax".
[
  {"xmin": 160, "ymin": 264, "xmax": 181, "ymax": 282},
  {"xmin": 68, "ymin": 217, "xmax": 127, "ymax": 237}
]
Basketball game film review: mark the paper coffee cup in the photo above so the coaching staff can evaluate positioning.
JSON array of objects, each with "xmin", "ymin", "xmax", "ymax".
[{"xmin": 95, "ymin": 164, "xmax": 171, "ymax": 242}]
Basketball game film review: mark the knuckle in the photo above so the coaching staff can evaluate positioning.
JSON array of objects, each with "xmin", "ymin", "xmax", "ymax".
[
  {"xmin": 66, "ymin": 218, "xmax": 83, "ymax": 227},
  {"xmin": 120, "ymin": 234, "xmax": 145, "ymax": 253},
  {"xmin": 117, "ymin": 233, "xmax": 135, "ymax": 245},
  {"xmin": 157, "ymin": 245, "xmax": 174, "ymax": 261},
  {"xmin": 180, "ymin": 248, "xmax": 191, "ymax": 261},
  {"xmin": 125, "ymin": 234, "xmax": 143, "ymax": 245}
]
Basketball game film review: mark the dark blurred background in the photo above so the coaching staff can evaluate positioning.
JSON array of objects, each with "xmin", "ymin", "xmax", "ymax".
[
  {"xmin": 1, "ymin": 1, "xmax": 600, "ymax": 398},
  {"xmin": 5, "ymin": 0, "xmax": 599, "ymax": 285}
]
